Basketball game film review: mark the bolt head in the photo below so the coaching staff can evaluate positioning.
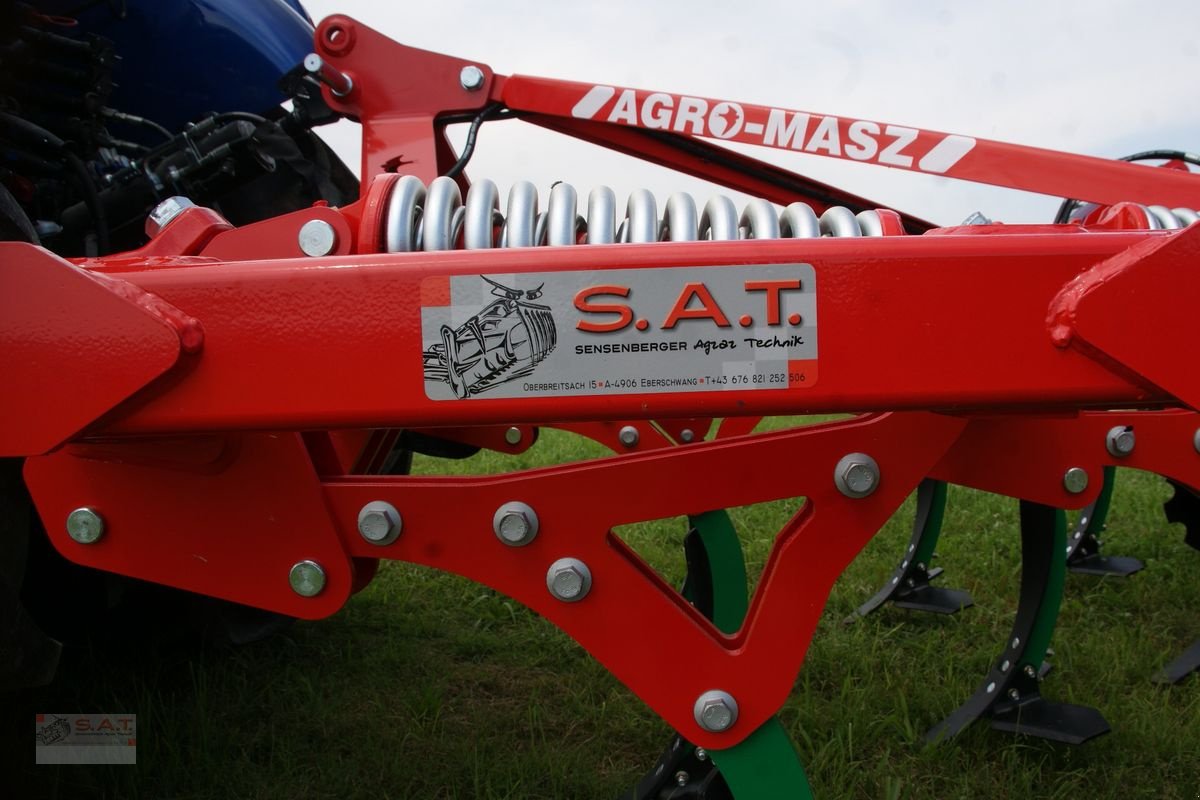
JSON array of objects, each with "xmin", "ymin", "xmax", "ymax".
[
  {"xmin": 66, "ymin": 507, "xmax": 104, "ymax": 544},
  {"xmin": 546, "ymin": 557, "xmax": 592, "ymax": 601},
  {"xmin": 679, "ymin": 428, "xmax": 695, "ymax": 443},
  {"xmin": 1063, "ymin": 466, "xmax": 1089, "ymax": 494},
  {"xmin": 504, "ymin": 426, "xmax": 523, "ymax": 445},
  {"xmin": 146, "ymin": 196, "xmax": 195, "ymax": 237},
  {"xmin": 298, "ymin": 219, "xmax": 338, "ymax": 257},
  {"xmin": 357, "ymin": 501, "xmax": 402, "ymax": 545},
  {"xmin": 493, "ymin": 501, "xmax": 539, "ymax": 546},
  {"xmin": 693, "ymin": 690, "xmax": 739, "ymax": 732},
  {"xmin": 834, "ymin": 453, "xmax": 880, "ymax": 498},
  {"xmin": 694, "ymin": 747, "xmax": 707, "ymax": 762},
  {"xmin": 618, "ymin": 425, "xmax": 640, "ymax": 448},
  {"xmin": 1105, "ymin": 426, "xmax": 1135, "ymax": 458},
  {"xmin": 289, "ymin": 560, "xmax": 326, "ymax": 597},
  {"xmin": 1193, "ymin": 428, "xmax": 1200, "ymax": 454},
  {"xmin": 460, "ymin": 64, "xmax": 485, "ymax": 91},
  {"xmin": 1024, "ymin": 664, "xmax": 1038, "ymax": 679},
  {"xmin": 675, "ymin": 771, "xmax": 689, "ymax": 787},
  {"xmin": 1007, "ymin": 688, "xmax": 1021, "ymax": 701}
]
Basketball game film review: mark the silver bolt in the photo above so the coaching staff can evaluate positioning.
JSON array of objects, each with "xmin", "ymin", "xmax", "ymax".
[
  {"xmin": 289, "ymin": 560, "xmax": 326, "ymax": 597},
  {"xmin": 546, "ymin": 557, "xmax": 592, "ymax": 601},
  {"xmin": 986, "ymin": 681, "xmax": 996, "ymax": 694},
  {"xmin": 1011, "ymin": 636, "xmax": 1021, "ymax": 649},
  {"xmin": 695, "ymin": 747, "xmax": 708, "ymax": 761},
  {"xmin": 357, "ymin": 501, "xmax": 402, "ymax": 545},
  {"xmin": 679, "ymin": 428, "xmax": 695, "ymax": 443},
  {"xmin": 298, "ymin": 219, "xmax": 338, "ymax": 257},
  {"xmin": 145, "ymin": 196, "xmax": 195, "ymax": 237},
  {"xmin": 460, "ymin": 64, "xmax": 485, "ymax": 91},
  {"xmin": 675, "ymin": 771, "xmax": 689, "ymax": 787},
  {"xmin": 1063, "ymin": 467, "xmax": 1089, "ymax": 494},
  {"xmin": 504, "ymin": 426, "xmax": 523, "ymax": 445},
  {"xmin": 618, "ymin": 425, "xmax": 640, "ymax": 448},
  {"xmin": 694, "ymin": 690, "xmax": 739, "ymax": 732},
  {"xmin": 494, "ymin": 501, "xmax": 539, "ymax": 546},
  {"xmin": 1193, "ymin": 428, "xmax": 1200, "ymax": 454},
  {"xmin": 1024, "ymin": 664, "xmax": 1037, "ymax": 679},
  {"xmin": 1105, "ymin": 426, "xmax": 1135, "ymax": 458},
  {"xmin": 66, "ymin": 507, "xmax": 104, "ymax": 544},
  {"xmin": 1008, "ymin": 688, "xmax": 1021, "ymax": 702},
  {"xmin": 834, "ymin": 453, "xmax": 880, "ymax": 498}
]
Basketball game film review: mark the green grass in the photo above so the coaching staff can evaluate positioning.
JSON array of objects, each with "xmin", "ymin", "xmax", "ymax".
[{"xmin": 6, "ymin": 422, "xmax": 1200, "ymax": 799}]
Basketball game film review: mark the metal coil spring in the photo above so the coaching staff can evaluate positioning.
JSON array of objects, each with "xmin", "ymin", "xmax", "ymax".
[
  {"xmin": 383, "ymin": 175, "xmax": 889, "ymax": 252},
  {"xmin": 1140, "ymin": 205, "xmax": 1200, "ymax": 230}
]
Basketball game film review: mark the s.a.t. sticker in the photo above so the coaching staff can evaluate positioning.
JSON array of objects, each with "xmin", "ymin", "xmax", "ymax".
[{"xmin": 420, "ymin": 264, "xmax": 817, "ymax": 400}]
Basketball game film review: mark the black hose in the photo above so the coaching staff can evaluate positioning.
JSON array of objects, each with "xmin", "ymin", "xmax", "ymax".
[
  {"xmin": 445, "ymin": 102, "xmax": 505, "ymax": 179},
  {"xmin": 0, "ymin": 110, "xmax": 110, "ymax": 253}
]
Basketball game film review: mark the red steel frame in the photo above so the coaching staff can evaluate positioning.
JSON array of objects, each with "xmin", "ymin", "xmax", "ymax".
[{"xmin": 5, "ymin": 15, "xmax": 1200, "ymax": 750}]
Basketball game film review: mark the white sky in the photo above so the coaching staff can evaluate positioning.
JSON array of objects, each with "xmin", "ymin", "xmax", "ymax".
[{"xmin": 302, "ymin": 0, "xmax": 1200, "ymax": 226}]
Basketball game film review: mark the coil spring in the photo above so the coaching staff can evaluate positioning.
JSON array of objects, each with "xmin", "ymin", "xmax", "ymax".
[
  {"xmin": 1140, "ymin": 205, "xmax": 1200, "ymax": 230},
  {"xmin": 382, "ymin": 175, "xmax": 891, "ymax": 252}
]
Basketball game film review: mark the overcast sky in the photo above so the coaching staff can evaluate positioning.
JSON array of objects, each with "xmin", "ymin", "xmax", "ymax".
[{"xmin": 302, "ymin": 0, "xmax": 1200, "ymax": 226}]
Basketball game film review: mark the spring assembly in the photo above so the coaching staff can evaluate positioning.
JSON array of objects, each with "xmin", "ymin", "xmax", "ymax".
[
  {"xmin": 1140, "ymin": 205, "xmax": 1200, "ymax": 229},
  {"xmin": 382, "ymin": 175, "xmax": 892, "ymax": 252}
]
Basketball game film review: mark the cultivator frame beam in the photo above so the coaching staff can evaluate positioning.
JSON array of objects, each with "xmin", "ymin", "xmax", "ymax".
[{"xmin": 6, "ymin": 14, "xmax": 1200, "ymax": 797}]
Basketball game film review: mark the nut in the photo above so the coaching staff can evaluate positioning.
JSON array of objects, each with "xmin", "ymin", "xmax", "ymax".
[
  {"xmin": 1105, "ymin": 426, "xmax": 1135, "ymax": 458},
  {"xmin": 618, "ymin": 425, "xmax": 640, "ymax": 448},
  {"xmin": 693, "ymin": 690, "xmax": 739, "ymax": 732},
  {"xmin": 289, "ymin": 560, "xmax": 326, "ymax": 597},
  {"xmin": 66, "ymin": 507, "xmax": 104, "ymax": 544},
  {"xmin": 145, "ymin": 196, "xmax": 195, "ymax": 237},
  {"xmin": 546, "ymin": 557, "xmax": 592, "ymax": 601},
  {"xmin": 834, "ymin": 453, "xmax": 880, "ymax": 498},
  {"xmin": 493, "ymin": 501, "xmax": 539, "ymax": 546},
  {"xmin": 357, "ymin": 501, "xmax": 402, "ymax": 545},
  {"xmin": 459, "ymin": 65, "xmax": 485, "ymax": 91}
]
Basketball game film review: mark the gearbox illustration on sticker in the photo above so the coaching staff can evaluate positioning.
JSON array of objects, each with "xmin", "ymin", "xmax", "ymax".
[{"xmin": 422, "ymin": 276, "xmax": 558, "ymax": 398}]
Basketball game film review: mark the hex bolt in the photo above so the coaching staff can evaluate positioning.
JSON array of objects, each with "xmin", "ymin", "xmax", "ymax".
[
  {"xmin": 693, "ymin": 689, "xmax": 739, "ymax": 732},
  {"xmin": 298, "ymin": 219, "xmax": 338, "ymax": 257},
  {"xmin": 546, "ymin": 557, "xmax": 592, "ymax": 601},
  {"xmin": 679, "ymin": 428, "xmax": 695, "ymax": 443},
  {"xmin": 1007, "ymin": 688, "xmax": 1021, "ymax": 702},
  {"xmin": 695, "ymin": 747, "xmax": 708, "ymax": 762},
  {"xmin": 66, "ymin": 507, "xmax": 104, "ymax": 544},
  {"xmin": 833, "ymin": 453, "xmax": 880, "ymax": 498},
  {"xmin": 1105, "ymin": 425, "xmax": 1135, "ymax": 458},
  {"xmin": 145, "ymin": 196, "xmax": 195, "ymax": 237},
  {"xmin": 1062, "ymin": 466, "xmax": 1089, "ymax": 494},
  {"xmin": 493, "ymin": 501, "xmax": 539, "ymax": 546},
  {"xmin": 460, "ymin": 64, "xmax": 485, "ymax": 91},
  {"xmin": 504, "ymin": 426, "xmax": 523, "ymax": 445},
  {"xmin": 289, "ymin": 560, "xmax": 326, "ymax": 597},
  {"xmin": 1024, "ymin": 664, "xmax": 1038, "ymax": 679},
  {"xmin": 675, "ymin": 771, "xmax": 689, "ymax": 787},
  {"xmin": 618, "ymin": 425, "xmax": 640, "ymax": 448},
  {"xmin": 357, "ymin": 500, "xmax": 402, "ymax": 546}
]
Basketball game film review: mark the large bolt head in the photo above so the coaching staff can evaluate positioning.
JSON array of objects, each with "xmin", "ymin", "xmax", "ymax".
[
  {"xmin": 289, "ymin": 560, "xmax": 326, "ymax": 597},
  {"xmin": 504, "ymin": 426, "xmax": 523, "ymax": 445},
  {"xmin": 493, "ymin": 501, "xmax": 539, "ymax": 546},
  {"xmin": 357, "ymin": 501, "xmax": 402, "ymax": 545},
  {"xmin": 459, "ymin": 64, "xmax": 485, "ymax": 91},
  {"xmin": 1105, "ymin": 426, "xmax": 1135, "ymax": 458},
  {"xmin": 145, "ymin": 196, "xmax": 195, "ymax": 237},
  {"xmin": 1063, "ymin": 466, "xmax": 1089, "ymax": 494},
  {"xmin": 298, "ymin": 219, "xmax": 338, "ymax": 257},
  {"xmin": 546, "ymin": 557, "xmax": 592, "ymax": 601},
  {"xmin": 66, "ymin": 507, "xmax": 104, "ymax": 544},
  {"xmin": 693, "ymin": 690, "xmax": 739, "ymax": 732},
  {"xmin": 833, "ymin": 453, "xmax": 879, "ymax": 498}
]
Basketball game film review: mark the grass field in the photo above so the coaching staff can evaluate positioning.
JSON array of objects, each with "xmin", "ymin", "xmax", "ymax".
[{"xmin": 6, "ymin": 421, "xmax": 1200, "ymax": 799}]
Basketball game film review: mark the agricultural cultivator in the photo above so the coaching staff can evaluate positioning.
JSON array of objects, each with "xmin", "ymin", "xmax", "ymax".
[{"xmin": 3, "ymin": 3, "xmax": 1200, "ymax": 797}]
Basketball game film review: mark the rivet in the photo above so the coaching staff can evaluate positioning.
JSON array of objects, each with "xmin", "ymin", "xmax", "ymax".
[
  {"xmin": 66, "ymin": 507, "xmax": 105, "ymax": 544},
  {"xmin": 289, "ymin": 560, "xmax": 326, "ymax": 597}
]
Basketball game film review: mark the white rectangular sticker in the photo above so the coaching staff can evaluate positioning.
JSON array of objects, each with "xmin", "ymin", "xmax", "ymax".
[{"xmin": 420, "ymin": 264, "xmax": 817, "ymax": 400}]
